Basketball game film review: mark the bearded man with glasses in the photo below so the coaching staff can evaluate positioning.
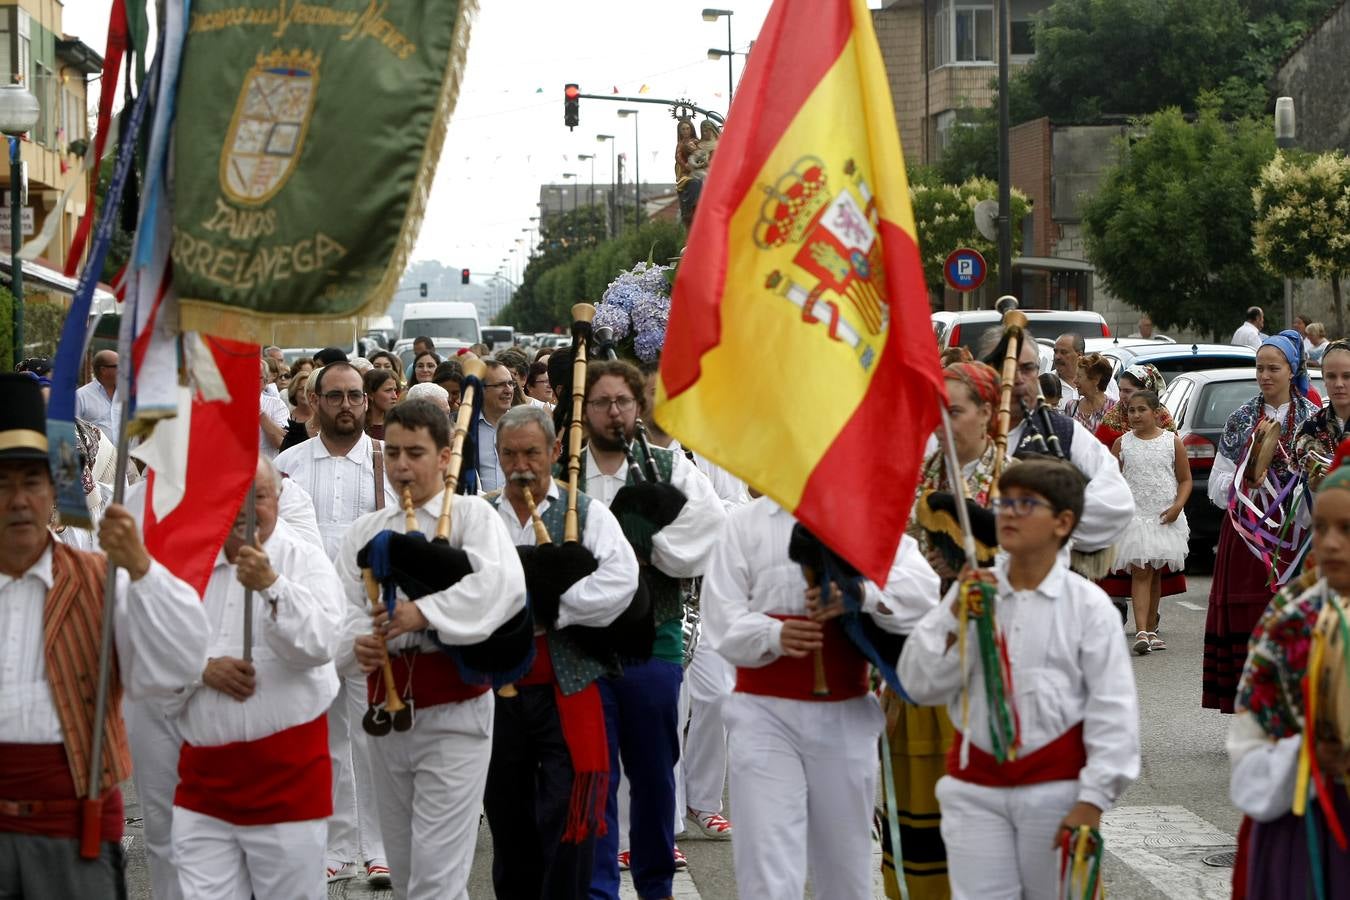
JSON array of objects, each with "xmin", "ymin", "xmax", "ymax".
[{"xmin": 275, "ymin": 360, "xmax": 399, "ymax": 888}]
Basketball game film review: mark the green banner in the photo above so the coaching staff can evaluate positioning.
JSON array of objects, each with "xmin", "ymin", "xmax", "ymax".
[{"xmin": 172, "ymin": 0, "xmax": 471, "ymax": 343}]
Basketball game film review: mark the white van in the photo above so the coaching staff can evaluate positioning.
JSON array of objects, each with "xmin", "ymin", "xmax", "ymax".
[{"xmin": 400, "ymin": 301, "xmax": 481, "ymax": 351}]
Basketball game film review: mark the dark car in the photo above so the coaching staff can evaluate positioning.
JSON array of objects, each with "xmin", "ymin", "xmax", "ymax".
[
  {"xmin": 1106, "ymin": 343, "xmax": 1256, "ymax": 386},
  {"xmin": 1161, "ymin": 369, "xmax": 1324, "ymax": 565}
]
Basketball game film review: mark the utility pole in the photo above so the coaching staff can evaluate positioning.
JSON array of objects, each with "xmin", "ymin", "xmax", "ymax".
[{"xmin": 996, "ymin": 0, "xmax": 1013, "ymax": 300}]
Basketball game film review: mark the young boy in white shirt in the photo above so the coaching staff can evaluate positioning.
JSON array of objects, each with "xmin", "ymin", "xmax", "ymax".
[{"xmin": 898, "ymin": 458, "xmax": 1141, "ymax": 899}]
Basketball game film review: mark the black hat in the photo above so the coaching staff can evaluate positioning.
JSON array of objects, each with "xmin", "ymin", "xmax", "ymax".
[{"xmin": 0, "ymin": 373, "xmax": 49, "ymax": 461}]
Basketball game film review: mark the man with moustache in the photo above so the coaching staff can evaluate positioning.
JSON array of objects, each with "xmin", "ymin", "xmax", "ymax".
[
  {"xmin": 577, "ymin": 359, "xmax": 726, "ymax": 900},
  {"xmin": 483, "ymin": 405, "xmax": 638, "ymax": 898},
  {"xmin": 275, "ymin": 360, "xmax": 397, "ymax": 886}
]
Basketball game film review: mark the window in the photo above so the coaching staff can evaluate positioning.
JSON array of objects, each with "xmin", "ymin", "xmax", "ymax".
[
  {"xmin": 1011, "ymin": 19, "xmax": 1036, "ymax": 56},
  {"xmin": 0, "ymin": 9, "xmax": 10, "ymax": 87},
  {"xmin": 33, "ymin": 62, "xmax": 52, "ymax": 145},
  {"xmin": 935, "ymin": 0, "xmax": 994, "ymax": 66},
  {"xmin": 16, "ymin": 9, "xmax": 29, "ymax": 89}
]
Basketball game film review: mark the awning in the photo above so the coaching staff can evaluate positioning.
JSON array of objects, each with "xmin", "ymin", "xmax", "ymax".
[
  {"xmin": 0, "ymin": 257, "xmax": 118, "ymax": 314},
  {"xmin": 1013, "ymin": 256, "xmax": 1095, "ymax": 273}
]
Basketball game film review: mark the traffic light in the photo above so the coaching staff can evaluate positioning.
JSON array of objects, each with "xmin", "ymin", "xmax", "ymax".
[
  {"xmin": 564, "ymin": 83, "xmax": 580, "ymax": 129},
  {"xmin": 460, "ymin": 268, "xmax": 471, "ymax": 285},
  {"xmin": 419, "ymin": 282, "xmax": 427, "ymax": 297}
]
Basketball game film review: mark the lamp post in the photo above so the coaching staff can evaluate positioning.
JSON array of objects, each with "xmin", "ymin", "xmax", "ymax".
[
  {"xmin": 577, "ymin": 153, "xmax": 596, "ymax": 209},
  {"xmin": 618, "ymin": 109, "xmax": 640, "ymax": 232},
  {"xmin": 596, "ymin": 134, "xmax": 616, "ymax": 238},
  {"xmin": 0, "ymin": 84, "xmax": 39, "ymax": 366},
  {"xmin": 1275, "ymin": 96, "xmax": 1296, "ymax": 330},
  {"xmin": 996, "ymin": 0, "xmax": 1012, "ymax": 299},
  {"xmin": 702, "ymin": 9, "xmax": 735, "ymax": 101}
]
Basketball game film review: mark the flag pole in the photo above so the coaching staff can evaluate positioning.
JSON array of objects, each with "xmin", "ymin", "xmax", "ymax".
[
  {"xmin": 242, "ymin": 484, "xmax": 257, "ymax": 661},
  {"xmin": 938, "ymin": 404, "xmax": 981, "ymax": 570}
]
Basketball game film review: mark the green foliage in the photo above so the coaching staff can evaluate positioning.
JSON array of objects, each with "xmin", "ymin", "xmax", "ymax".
[
  {"xmin": 498, "ymin": 216, "xmax": 685, "ymax": 332},
  {"xmin": 94, "ymin": 150, "xmax": 134, "ymax": 276},
  {"xmin": 1253, "ymin": 150, "xmax": 1350, "ymax": 335},
  {"xmin": 1083, "ymin": 104, "xmax": 1279, "ymax": 341},
  {"xmin": 936, "ymin": 111, "xmax": 999, "ymax": 184},
  {"xmin": 911, "ymin": 177, "xmax": 1030, "ymax": 294},
  {"xmin": 24, "ymin": 299, "xmax": 66, "ymax": 358},
  {"xmin": 0, "ymin": 285, "xmax": 12, "ymax": 370}
]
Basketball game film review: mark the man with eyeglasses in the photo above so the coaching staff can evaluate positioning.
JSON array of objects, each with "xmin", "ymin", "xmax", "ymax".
[
  {"xmin": 577, "ymin": 359, "xmax": 726, "ymax": 900},
  {"xmin": 76, "ymin": 349, "xmax": 121, "ymax": 441},
  {"xmin": 473, "ymin": 360, "xmax": 516, "ymax": 493},
  {"xmin": 982, "ymin": 332, "xmax": 1132, "ymax": 574},
  {"xmin": 275, "ymin": 360, "xmax": 397, "ymax": 888}
]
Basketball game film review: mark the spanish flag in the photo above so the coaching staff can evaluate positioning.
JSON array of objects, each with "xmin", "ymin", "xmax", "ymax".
[{"xmin": 655, "ymin": 0, "xmax": 944, "ymax": 583}]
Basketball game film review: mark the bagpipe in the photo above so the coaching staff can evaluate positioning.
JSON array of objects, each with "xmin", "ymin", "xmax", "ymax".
[{"xmin": 359, "ymin": 355, "xmax": 535, "ymax": 735}]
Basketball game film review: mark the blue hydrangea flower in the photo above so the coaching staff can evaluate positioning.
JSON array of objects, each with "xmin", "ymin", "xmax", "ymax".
[{"xmin": 593, "ymin": 302, "xmax": 631, "ymax": 340}]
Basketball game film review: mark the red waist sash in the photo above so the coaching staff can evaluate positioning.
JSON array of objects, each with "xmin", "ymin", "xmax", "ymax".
[
  {"xmin": 0, "ymin": 743, "xmax": 122, "ymax": 841},
  {"xmin": 367, "ymin": 649, "xmax": 491, "ymax": 709},
  {"xmin": 175, "ymin": 714, "xmax": 331, "ymax": 826},
  {"xmin": 735, "ymin": 615, "xmax": 868, "ymax": 702},
  {"xmin": 946, "ymin": 723, "xmax": 1087, "ymax": 787}
]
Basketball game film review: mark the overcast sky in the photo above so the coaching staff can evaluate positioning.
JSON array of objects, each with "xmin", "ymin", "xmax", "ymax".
[{"xmin": 63, "ymin": 1, "xmax": 875, "ymax": 282}]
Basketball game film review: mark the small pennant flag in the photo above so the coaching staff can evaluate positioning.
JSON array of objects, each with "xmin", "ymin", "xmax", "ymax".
[
  {"xmin": 655, "ymin": 0, "xmax": 943, "ymax": 583},
  {"xmin": 638, "ymin": 84, "xmax": 651, "ymax": 94}
]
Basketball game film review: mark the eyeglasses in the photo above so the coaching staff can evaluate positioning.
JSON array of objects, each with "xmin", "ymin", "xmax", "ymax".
[
  {"xmin": 586, "ymin": 396, "xmax": 636, "ymax": 412},
  {"xmin": 321, "ymin": 390, "xmax": 367, "ymax": 406},
  {"xmin": 485, "ymin": 379, "xmax": 516, "ymax": 390},
  {"xmin": 993, "ymin": 497, "xmax": 1054, "ymax": 517}
]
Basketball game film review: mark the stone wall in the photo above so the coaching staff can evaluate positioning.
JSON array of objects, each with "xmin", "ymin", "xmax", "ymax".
[{"xmin": 1274, "ymin": 1, "xmax": 1350, "ymax": 154}]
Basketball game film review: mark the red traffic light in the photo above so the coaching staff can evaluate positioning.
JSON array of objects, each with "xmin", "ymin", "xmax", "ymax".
[
  {"xmin": 564, "ymin": 83, "xmax": 580, "ymax": 129},
  {"xmin": 565, "ymin": 84, "xmax": 580, "ymax": 99},
  {"xmin": 460, "ymin": 268, "xmax": 471, "ymax": 285}
]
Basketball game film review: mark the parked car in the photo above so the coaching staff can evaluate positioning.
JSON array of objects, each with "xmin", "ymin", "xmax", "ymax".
[
  {"xmin": 1160, "ymin": 368, "xmax": 1324, "ymax": 564},
  {"xmin": 1105, "ymin": 342, "xmax": 1257, "ymax": 387},
  {"xmin": 931, "ymin": 309, "xmax": 1110, "ymax": 354}
]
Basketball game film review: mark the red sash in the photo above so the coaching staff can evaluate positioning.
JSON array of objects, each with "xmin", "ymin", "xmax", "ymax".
[
  {"xmin": 946, "ymin": 723, "xmax": 1087, "ymax": 787},
  {"xmin": 175, "ymin": 715, "xmax": 331, "ymax": 826},
  {"xmin": 0, "ymin": 744, "xmax": 122, "ymax": 841},
  {"xmin": 735, "ymin": 615, "xmax": 869, "ymax": 702},
  {"xmin": 367, "ymin": 650, "xmax": 490, "ymax": 709}
]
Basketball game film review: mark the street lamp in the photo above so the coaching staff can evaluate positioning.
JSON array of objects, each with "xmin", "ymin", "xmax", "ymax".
[
  {"xmin": 596, "ymin": 134, "xmax": 616, "ymax": 238},
  {"xmin": 1275, "ymin": 96, "xmax": 1297, "ymax": 328},
  {"xmin": 0, "ymin": 83, "xmax": 39, "ymax": 366},
  {"xmin": 618, "ymin": 109, "xmax": 640, "ymax": 232},
  {"xmin": 702, "ymin": 8, "xmax": 735, "ymax": 101},
  {"xmin": 577, "ymin": 153, "xmax": 596, "ymax": 209}
]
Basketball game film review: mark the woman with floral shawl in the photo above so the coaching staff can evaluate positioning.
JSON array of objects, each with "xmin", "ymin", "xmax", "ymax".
[
  {"xmin": 1205, "ymin": 331, "xmax": 1320, "ymax": 713},
  {"xmin": 1295, "ymin": 341, "xmax": 1350, "ymax": 484},
  {"xmin": 1228, "ymin": 448, "xmax": 1350, "ymax": 898}
]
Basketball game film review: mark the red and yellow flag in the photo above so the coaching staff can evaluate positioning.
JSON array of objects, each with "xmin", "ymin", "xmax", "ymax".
[{"xmin": 655, "ymin": 0, "xmax": 944, "ymax": 583}]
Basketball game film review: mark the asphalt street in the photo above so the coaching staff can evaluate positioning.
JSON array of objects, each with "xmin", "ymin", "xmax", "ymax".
[{"xmin": 121, "ymin": 573, "xmax": 1241, "ymax": 899}]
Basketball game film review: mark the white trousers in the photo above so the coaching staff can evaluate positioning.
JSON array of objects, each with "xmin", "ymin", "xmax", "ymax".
[
  {"xmin": 724, "ymin": 692, "xmax": 882, "ymax": 900},
  {"xmin": 935, "ymin": 775, "xmax": 1080, "ymax": 900},
  {"xmin": 125, "ymin": 697, "xmax": 184, "ymax": 900},
  {"xmin": 171, "ymin": 806, "xmax": 326, "ymax": 900},
  {"xmin": 368, "ymin": 693, "xmax": 494, "ymax": 900},
  {"xmin": 682, "ymin": 637, "xmax": 734, "ymax": 813},
  {"xmin": 326, "ymin": 672, "xmax": 386, "ymax": 863}
]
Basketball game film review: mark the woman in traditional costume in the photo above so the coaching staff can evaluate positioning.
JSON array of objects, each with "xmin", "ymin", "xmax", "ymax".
[
  {"xmin": 1068, "ymin": 352, "xmax": 1117, "ymax": 432},
  {"xmin": 881, "ymin": 361, "xmax": 1002, "ymax": 900},
  {"xmin": 1228, "ymin": 448, "xmax": 1350, "ymax": 898},
  {"xmin": 1204, "ymin": 331, "xmax": 1319, "ymax": 712},
  {"xmin": 1096, "ymin": 363, "xmax": 1187, "ymax": 608}
]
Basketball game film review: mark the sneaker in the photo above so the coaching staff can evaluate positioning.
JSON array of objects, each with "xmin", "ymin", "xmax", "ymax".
[
  {"xmin": 1148, "ymin": 632, "xmax": 1166, "ymax": 651},
  {"xmin": 366, "ymin": 859, "xmax": 391, "ymax": 889},
  {"xmin": 673, "ymin": 846, "xmax": 688, "ymax": 870},
  {"xmin": 687, "ymin": 808, "xmax": 733, "ymax": 840},
  {"xmin": 617, "ymin": 850, "xmax": 631, "ymax": 871},
  {"xmin": 1132, "ymin": 632, "xmax": 1151, "ymax": 656},
  {"xmin": 326, "ymin": 861, "xmax": 358, "ymax": 882}
]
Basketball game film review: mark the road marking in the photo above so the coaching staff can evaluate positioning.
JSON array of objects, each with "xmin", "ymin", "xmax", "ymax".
[
  {"xmin": 1102, "ymin": 805, "xmax": 1234, "ymax": 900},
  {"xmin": 1176, "ymin": 600, "xmax": 1206, "ymax": 611}
]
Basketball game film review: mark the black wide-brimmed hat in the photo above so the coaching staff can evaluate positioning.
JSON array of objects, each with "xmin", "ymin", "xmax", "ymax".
[{"xmin": 0, "ymin": 373, "xmax": 48, "ymax": 461}]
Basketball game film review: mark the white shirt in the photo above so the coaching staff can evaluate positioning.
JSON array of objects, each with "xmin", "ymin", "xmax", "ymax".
[
  {"xmin": 898, "ymin": 556, "xmax": 1140, "ymax": 810},
  {"xmin": 1006, "ymin": 415, "xmax": 1134, "ymax": 551},
  {"xmin": 259, "ymin": 391, "xmax": 290, "ymax": 460},
  {"xmin": 1058, "ymin": 379, "xmax": 1118, "ymax": 407},
  {"xmin": 333, "ymin": 489, "xmax": 526, "ymax": 677},
  {"xmin": 475, "ymin": 413, "xmax": 506, "ymax": 493},
  {"xmin": 704, "ymin": 498, "xmax": 940, "ymax": 669},
  {"xmin": 274, "ymin": 433, "xmax": 398, "ymax": 560},
  {"xmin": 583, "ymin": 445, "xmax": 728, "ymax": 579},
  {"xmin": 1206, "ymin": 401, "xmax": 1291, "ymax": 507},
  {"xmin": 664, "ymin": 439, "xmax": 750, "ymax": 510},
  {"xmin": 170, "ymin": 519, "xmax": 343, "ymax": 746},
  {"xmin": 0, "ymin": 539, "xmax": 209, "ymax": 743},
  {"xmin": 1232, "ymin": 321, "xmax": 1264, "ymax": 350},
  {"xmin": 493, "ymin": 479, "xmax": 637, "ymax": 630},
  {"xmin": 277, "ymin": 478, "xmax": 324, "ymax": 549},
  {"xmin": 75, "ymin": 380, "xmax": 121, "ymax": 441}
]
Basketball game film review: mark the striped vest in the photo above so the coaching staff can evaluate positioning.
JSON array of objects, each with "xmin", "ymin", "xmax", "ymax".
[{"xmin": 45, "ymin": 541, "xmax": 132, "ymax": 797}]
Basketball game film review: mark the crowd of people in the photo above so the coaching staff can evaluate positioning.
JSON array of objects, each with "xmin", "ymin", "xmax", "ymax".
[{"xmin": 4, "ymin": 301, "xmax": 1350, "ymax": 900}]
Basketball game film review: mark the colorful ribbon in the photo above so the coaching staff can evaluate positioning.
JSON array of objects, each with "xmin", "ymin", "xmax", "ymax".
[
  {"xmin": 1057, "ymin": 825, "xmax": 1104, "ymax": 899},
  {"xmin": 957, "ymin": 578, "xmax": 1020, "ymax": 767}
]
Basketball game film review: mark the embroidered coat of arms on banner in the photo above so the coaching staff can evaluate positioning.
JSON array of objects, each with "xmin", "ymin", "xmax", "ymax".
[{"xmin": 171, "ymin": 0, "xmax": 473, "ymax": 342}]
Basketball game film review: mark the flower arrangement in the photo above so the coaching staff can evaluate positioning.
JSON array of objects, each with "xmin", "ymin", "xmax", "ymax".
[{"xmin": 593, "ymin": 259, "xmax": 675, "ymax": 363}]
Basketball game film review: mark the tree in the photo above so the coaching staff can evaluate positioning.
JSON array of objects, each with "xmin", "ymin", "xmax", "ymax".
[
  {"xmin": 1253, "ymin": 151, "xmax": 1350, "ymax": 337},
  {"xmin": 910, "ymin": 176, "xmax": 1030, "ymax": 299},
  {"xmin": 1083, "ymin": 102, "xmax": 1279, "ymax": 341}
]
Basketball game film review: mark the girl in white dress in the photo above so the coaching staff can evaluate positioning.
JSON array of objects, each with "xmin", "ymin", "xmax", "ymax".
[{"xmin": 1111, "ymin": 391, "xmax": 1192, "ymax": 654}]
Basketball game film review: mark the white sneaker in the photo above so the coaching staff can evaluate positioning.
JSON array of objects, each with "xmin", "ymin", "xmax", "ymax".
[
  {"xmin": 326, "ymin": 861, "xmax": 358, "ymax": 882},
  {"xmin": 687, "ymin": 808, "xmax": 734, "ymax": 840}
]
